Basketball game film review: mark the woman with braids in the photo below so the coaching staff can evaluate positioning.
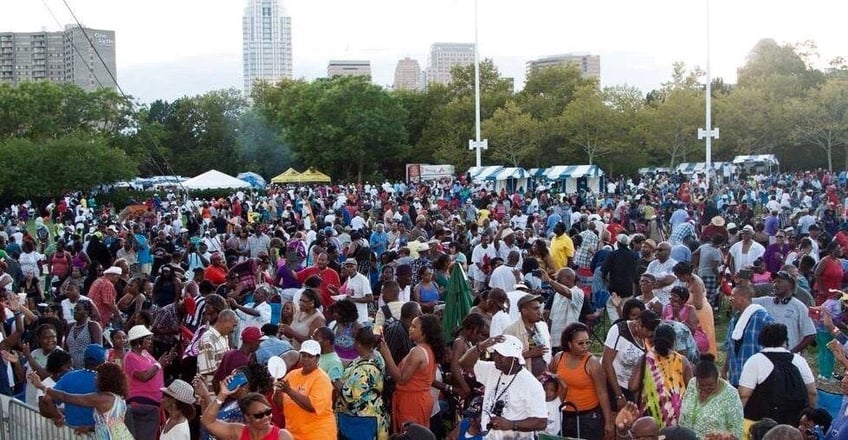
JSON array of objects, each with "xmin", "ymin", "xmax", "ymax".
[
  {"xmin": 29, "ymin": 362, "xmax": 133, "ymax": 439},
  {"xmin": 628, "ymin": 323, "xmax": 692, "ymax": 428},
  {"xmin": 679, "ymin": 354, "xmax": 744, "ymax": 439},
  {"xmin": 378, "ymin": 313, "xmax": 446, "ymax": 432}
]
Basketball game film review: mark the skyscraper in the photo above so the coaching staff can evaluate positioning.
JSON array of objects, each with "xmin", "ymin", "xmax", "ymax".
[
  {"xmin": 526, "ymin": 53, "xmax": 601, "ymax": 81},
  {"xmin": 393, "ymin": 57, "xmax": 422, "ymax": 91},
  {"xmin": 327, "ymin": 60, "xmax": 371, "ymax": 78},
  {"xmin": 427, "ymin": 42, "xmax": 475, "ymax": 86},
  {"xmin": 0, "ymin": 25, "xmax": 116, "ymax": 91},
  {"xmin": 242, "ymin": 0, "xmax": 292, "ymax": 95}
]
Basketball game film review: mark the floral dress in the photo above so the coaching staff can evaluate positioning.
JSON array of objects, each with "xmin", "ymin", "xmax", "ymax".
[
  {"xmin": 93, "ymin": 393, "xmax": 133, "ymax": 440},
  {"xmin": 679, "ymin": 377, "xmax": 744, "ymax": 440},
  {"xmin": 336, "ymin": 355, "xmax": 389, "ymax": 440},
  {"xmin": 641, "ymin": 350, "xmax": 687, "ymax": 428}
]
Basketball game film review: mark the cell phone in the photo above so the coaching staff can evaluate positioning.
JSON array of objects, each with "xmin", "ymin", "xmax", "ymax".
[{"xmin": 227, "ymin": 372, "xmax": 248, "ymax": 391}]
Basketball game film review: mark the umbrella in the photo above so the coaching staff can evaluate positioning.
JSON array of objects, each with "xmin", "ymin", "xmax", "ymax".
[
  {"xmin": 236, "ymin": 172, "xmax": 267, "ymax": 189},
  {"xmin": 442, "ymin": 262, "xmax": 473, "ymax": 340}
]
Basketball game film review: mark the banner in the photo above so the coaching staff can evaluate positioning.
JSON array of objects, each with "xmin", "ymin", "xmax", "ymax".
[{"xmin": 406, "ymin": 164, "xmax": 455, "ymax": 183}]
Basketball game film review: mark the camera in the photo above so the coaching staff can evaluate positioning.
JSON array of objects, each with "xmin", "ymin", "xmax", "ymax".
[{"xmin": 492, "ymin": 400, "xmax": 505, "ymax": 417}]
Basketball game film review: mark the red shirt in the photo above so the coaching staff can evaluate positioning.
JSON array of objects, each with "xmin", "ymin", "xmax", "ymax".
[
  {"xmin": 297, "ymin": 267, "xmax": 340, "ymax": 308},
  {"xmin": 204, "ymin": 265, "xmax": 228, "ymax": 285},
  {"xmin": 87, "ymin": 277, "xmax": 117, "ymax": 327}
]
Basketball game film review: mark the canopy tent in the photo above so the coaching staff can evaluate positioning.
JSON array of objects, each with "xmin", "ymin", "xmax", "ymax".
[
  {"xmin": 183, "ymin": 170, "xmax": 252, "ymax": 190},
  {"xmin": 638, "ymin": 167, "xmax": 671, "ymax": 175},
  {"xmin": 732, "ymin": 154, "xmax": 779, "ymax": 166},
  {"xmin": 271, "ymin": 168, "xmax": 301, "ymax": 184},
  {"xmin": 675, "ymin": 161, "xmax": 727, "ymax": 174},
  {"xmin": 236, "ymin": 172, "xmax": 267, "ymax": 189},
  {"xmin": 296, "ymin": 167, "xmax": 332, "ymax": 183},
  {"xmin": 468, "ymin": 166, "xmax": 503, "ymax": 183},
  {"xmin": 486, "ymin": 167, "xmax": 528, "ymax": 193},
  {"xmin": 545, "ymin": 165, "xmax": 605, "ymax": 193},
  {"xmin": 528, "ymin": 168, "xmax": 547, "ymax": 178}
]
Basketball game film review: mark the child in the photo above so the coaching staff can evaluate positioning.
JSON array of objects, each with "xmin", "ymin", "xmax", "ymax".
[
  {"xmin": 751, "ymin": 258, "xmax": 772, "ymax": 285},
  {"xmin": 452, "ymin": 396, "xmax": 484, "ymax": 440},
  {"xmin": 540, "ymin": 372, "xmax": 563, "ymax": 436},
  {"xmin": 107, "ymin": 329, "xmax": 127, "ymax": 368}
]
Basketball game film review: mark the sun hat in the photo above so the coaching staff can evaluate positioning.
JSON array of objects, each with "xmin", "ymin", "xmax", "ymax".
[
  {"xmin": 103, "ymin": 266, "xmax": 122, "ymax": 275},
  {"xmin": 710, "ymin": 216, "xmax": 725, "ymax": 227},
  {"xmin": 161, "ymin": 379, "xmax": 196, "ymax": 405},
  {"xmin": 127, "ymin": 325, "xmax": 153, "ymax": 342}
]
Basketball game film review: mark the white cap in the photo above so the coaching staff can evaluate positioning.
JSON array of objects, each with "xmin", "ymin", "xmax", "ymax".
[
  {"xmin": 299, "ymin": 340, "xmax": 321, "ymax": 356},
  {"xmin": 103, "ymin": 266, "xmax": 122, "ymax": 275},
  {"xmin": 489, "ymin": 335, "xmax": 525, "ymax": 365}
]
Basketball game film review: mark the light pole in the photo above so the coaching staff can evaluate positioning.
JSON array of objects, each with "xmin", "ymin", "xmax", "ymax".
[
  {"xmin": 698, "ymin": 0, "xmax": 719, "ymax": 188},
  {"xmin": 469, "ymin": 0, "xmax": 487, "ymax": 167}
]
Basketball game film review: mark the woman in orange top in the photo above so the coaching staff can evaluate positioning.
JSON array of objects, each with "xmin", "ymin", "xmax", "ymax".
[
  {"xmin": 379, "ymin": 313, "xmax": 445, "ymax": 433},
  {"xmin": 550, "ymin": 322, "xmax": 613, "ymax": 440},
  {"xmin": 276, "ymin": 340, "xmax": 336, "ymax": 439}
]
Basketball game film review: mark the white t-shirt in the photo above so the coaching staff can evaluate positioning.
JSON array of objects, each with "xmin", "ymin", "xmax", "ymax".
[
  {"xmin": 160, "ymin": 419, "xmax": 190, "ymax": 440},
  {"xmin": 343, "ymin": 272, "xmax": 373, "ymax": 323},
  {"xmin": 470, "ymin": 244, "xmax": 497, "ymax": 282},
  {"xmin": 738, "ymin": 347, "xmax": 815, "ymax": 389},
  {"xmin": 473, "ymin": 361, "xmax": 547, "ymax": 440},
  {"xmin": 545, "ymin": 397, "xmax": 563, "ymax": 436},
  {"xmin": 603, "ymin": 323, "xmax": 646, "ymax": 389},
  {"xmin": 61, "ymin": 297, "xmax": 93, "ymax": 324},
  {"xmin": 490, "ymin": 310, "xmax": 512, "ymax": 338},
  {"xmin": 645, "ymin": 258, "xmax": 678, "ymax": 306},
  {"xmin": 489, "ymin": 265, "xmax": 518, "ymax": 292},
  {"xmin": 728, "ymin": 241, "xmax": 766, "ymax": 274}
]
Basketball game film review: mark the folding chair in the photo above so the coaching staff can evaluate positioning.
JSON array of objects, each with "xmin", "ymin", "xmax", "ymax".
[
  {"xmin": 337, "ymin": 413, "xmax": 378, "ymax": 440},
  {"xmin": 586, "ymin": 288, "xmax": 610, "ymax": 346}
]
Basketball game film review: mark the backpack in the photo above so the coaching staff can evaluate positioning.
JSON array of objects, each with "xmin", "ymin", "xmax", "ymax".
[
  {"xmin": 743, "ymin": 351, "xmax": 808, "ymax": 425},
  {"xmin": 36, "ymin": 227, "xmax": 48, "ymax": 241},
  {"xmin": 380, "ymin": 305, "xmax": 396, "ymax": 326}
]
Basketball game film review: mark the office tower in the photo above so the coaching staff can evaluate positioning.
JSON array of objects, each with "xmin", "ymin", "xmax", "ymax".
[
  {"xmin": 426, "ymin": 42, "xmax": 475, "ymax": 86},
  {"xmin": 393, "ymin": 57, "xmax": 422, "ymax": 91},
  {"xmin": 327, "ymin": 60, "xmax": 371, "ymax": 78},
  {"xmin": 0, "ymin": 25, "xmax": 116, "ymax": 91},
  {"xmin": 526, "ymin": 53, "xmax": 601, "ymax": 81},
  {"xmin": 243, "ymin": 0, "xmax": 293, "ymax": 95}
]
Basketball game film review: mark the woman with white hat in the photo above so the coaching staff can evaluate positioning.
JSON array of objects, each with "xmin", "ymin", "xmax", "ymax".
[
  {"xmin": 125, "ymin": 325, "xmax": 172, "ymax": 440},
  {"xmin": 160, "ymin": 379, "xmax": 195, "ymax": 440}
]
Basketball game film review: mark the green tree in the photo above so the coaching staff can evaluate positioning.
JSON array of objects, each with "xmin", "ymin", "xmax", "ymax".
[
  {"xmin": 643, "ymin": 88, "xmax": 704, "ymax": 168},
  {"xmin": 257, "ymin": 75, "xmax": 409, "ymax": 182},
  {"xmin": 558, "ymin": 86, "xmax": 620, "ymax": 165},
  {"xmin": 482, "ymin": 101, "xmax": 542, "ymax": 167},
  {"xmin": 0, "ymin": 135, "xmax": 136, "ymax": 198},
  {"xmin": 236, "ymin": 109, "xmax": 297, "ymax": 179},
  {"xmin": 517, "ymin": 64, "xmax": 597, "ymax": 120},
  {"xmin": 787, "ymin": 79, "xmax": 848, "ymax": 171}
]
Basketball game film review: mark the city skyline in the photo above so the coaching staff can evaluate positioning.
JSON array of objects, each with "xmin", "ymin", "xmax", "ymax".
[
  {"xmin": 2, "ymin": 0, "xmax": 847, "ymax": 103},
  {"xmin": 242, "ymin": 0, "xmax": 292, "ymax": 95}
]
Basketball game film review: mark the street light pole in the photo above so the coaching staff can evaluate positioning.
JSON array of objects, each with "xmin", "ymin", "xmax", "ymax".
[
  {"xmin": 469, "ymin": 0, "xmax": 486, "ymax": 167},
  {"xmin": 698, "ymin": 0, "xmax": 719, "ymax": 188}
]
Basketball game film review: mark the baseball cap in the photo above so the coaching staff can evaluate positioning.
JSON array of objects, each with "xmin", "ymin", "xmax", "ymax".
[
  {"xmin": 489, "ymin": 335, "xmax": 525, "ymax": 365},
  {"xmin": 103, "ymin": 266, "xmax": 122, "ymax": 275},
  {"xmin": 300, "ymin": 340, "xmax": 321, "ymax": 356},
  {"xmin": 84, "ymin": 344, "xmax": 106, "ymax": 364},
  {"xmin": 343, "ymin": 258, "xmax": 357, "ymax": 266},
  {"xmin": 241, "ymin": 327, "xmax": 267, "ymax": 343},
  {"xmin": 517, "ymin": 294, "xmax": 543, "ymax": 309}
]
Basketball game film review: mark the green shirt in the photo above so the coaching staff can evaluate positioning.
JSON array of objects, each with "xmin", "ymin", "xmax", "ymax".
[{"xmin": 319, "ymin": 351, "xmax": 344, "ymax": 382}]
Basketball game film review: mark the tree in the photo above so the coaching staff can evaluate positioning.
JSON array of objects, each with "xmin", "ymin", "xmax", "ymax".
[
  {"xmin": 714, "ymin": 87, "xmax": 787, "ymax": 156},
  {"xmin": 787, "ymin": 79, "xmax": 848, "ymax": 171},
  {"xmin": 557, "ymin": 86, "xmax": 620, "ymax": 165},
  {"xmin": 0, "ymin": 135, "xmax": 136, "ymax": 198},
  {"xmin": 236, "ymin": 109, "xmax": 297, "ymax": 178},
  {"xmin": 516, "ymin": 64, "xmax": 597, "ymax": 120},
  {"xmin": 643, "ymin": 88, "xmax": 704, "ymax": 168},
  {"xmin": 257, "ymin": 75, "xmax": 409, "ymax": 182},
  {"xmin": 736, "ymin": 39, "xmax": 824, "ymax": 99},
  {"xmin": 482, "ymin": 102, "xmax": 542, "ymax": 167}
]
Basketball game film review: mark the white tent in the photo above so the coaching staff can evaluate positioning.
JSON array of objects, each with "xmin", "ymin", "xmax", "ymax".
[{"xmin": 183, "ymin": 170, "xmax": 252, "ymax": 190}]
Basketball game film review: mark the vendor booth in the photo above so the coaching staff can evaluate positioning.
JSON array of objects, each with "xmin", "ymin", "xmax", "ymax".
[
  {"xmin": 183, "ymin": 170, "xmax": 252, "ymax": 190},
  {"xmin": 733, "ymin": 154, "xmax": 779, "ymax": 174},
  {"xmin": 467, "ymin": 166, "xmax": 503, "ymax": 184},
  {"xmin": 544, "ymin": 165, "xmax": 605, "ymax": 194},
  {"xmin": 486, "ymin": 167, "xmax": 528, "ymax": 193}
]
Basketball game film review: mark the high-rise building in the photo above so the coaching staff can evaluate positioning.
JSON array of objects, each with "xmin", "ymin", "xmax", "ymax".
[
  {"xmin": 427, "ymin": 42, "xmax": 475, "ymax": 86},
  {"xmin": 327, "ymin": 60, "xmax": 371, "ymax": 78},
  {"xmin": 393, "ymin": 57, "xmax": 422, "ymax": 91},
  {"xmin": 526, "ymin": 53, "xmax": 601, "ymax": 81},
  {"xmin": 0, "ymin": 25, "xmax": 116, "ymax": 91},
  {"xmin": 242, "ymin": 0, "xmax": 292, "ymax": 95}
]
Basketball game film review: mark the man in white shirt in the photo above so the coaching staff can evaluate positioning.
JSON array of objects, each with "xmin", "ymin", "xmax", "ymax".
[
  {"xmin": 335, "ymin": 259, "xmax": 373, "ymax": 324},
  {"xmin": 645, "ymin": 241, "xmax": 678, "ymax": 306},
  {"xmin": 489, "ymin": 251, "xmax": 521, "ymax": 292},
  {"xmin": 457, "ymin": 335, "xmax": 547, "ymax": 437},
  {"xmin": 542, "ymin": 268, "xmax": 585, "ymax": 352}
]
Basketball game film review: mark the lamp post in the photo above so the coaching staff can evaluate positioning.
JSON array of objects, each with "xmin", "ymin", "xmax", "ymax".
[
  {"xmin": 469, "ymin": 0, "xmax": 487, "ymax": 167},
  {"xmin": 698, "ymin": 0, "xmax": 719, "ymax": 188}
]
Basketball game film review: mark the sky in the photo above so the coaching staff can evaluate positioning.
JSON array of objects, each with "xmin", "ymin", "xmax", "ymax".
[{"xmin": 3, "ymin": 0, "xmax": 846, "ymax": 104}]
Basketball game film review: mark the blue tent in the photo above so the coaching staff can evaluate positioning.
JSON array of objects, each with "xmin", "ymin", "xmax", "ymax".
[{"xmin": 237, "ymin": 172, "xmax": 267, "ymax": 189}]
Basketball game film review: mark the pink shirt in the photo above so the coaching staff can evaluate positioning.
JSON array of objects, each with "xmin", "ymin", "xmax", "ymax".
[{"xmin": 124, "ymin": 350, "xmax": 164, "ymax": 403}]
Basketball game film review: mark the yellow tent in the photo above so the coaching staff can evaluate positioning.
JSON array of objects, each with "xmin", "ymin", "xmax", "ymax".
[
  {"xmin": 297, "ymin": 167, "xmax": 332, "ymax": 183},
  {"xmin": 271, "ymin": 168, "xmax": 301, "ymax": 184}
]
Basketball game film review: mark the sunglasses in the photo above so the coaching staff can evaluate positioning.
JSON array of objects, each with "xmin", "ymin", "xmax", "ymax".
[{"xmin": 250, "ymin": 408, "xmax": 272, "ymax": 419}]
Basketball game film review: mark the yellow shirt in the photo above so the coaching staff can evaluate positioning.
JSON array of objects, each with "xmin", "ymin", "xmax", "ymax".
[{"xmin": 550, "ymin": 233, "xmax": 575, "ymax": 271}]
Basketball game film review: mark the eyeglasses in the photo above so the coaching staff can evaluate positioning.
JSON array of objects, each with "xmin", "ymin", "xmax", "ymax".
[
  {"xmin": 573, "ymin": 340, "xmax": 591, "ymax": 346},
  {"xmin": 250, "ymin": 408, "xmax": 272, "ymax": 419}
]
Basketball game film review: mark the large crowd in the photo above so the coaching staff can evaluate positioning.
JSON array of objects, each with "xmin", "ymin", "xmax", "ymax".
[{"xmin": 1, "ymin": 167, "xmax": 848, "ymax": 440}]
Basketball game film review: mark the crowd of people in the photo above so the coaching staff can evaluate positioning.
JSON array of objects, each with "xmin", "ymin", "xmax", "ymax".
[{"xmin": 0, "ymin": 167, "xmax": 847, "ymax": 439}]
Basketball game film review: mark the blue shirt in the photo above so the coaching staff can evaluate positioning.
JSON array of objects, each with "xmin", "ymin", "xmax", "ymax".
[
  {"xmin": 53, "ymin": 369, "xmax": 97, "ymax": 428},
  {"xmin": 135, "ymin": 233, "xmax": 152, "ymax": 264},
  {"xmin": 724, "ymin": 308, "xmax": 774, "ymax": 387}
]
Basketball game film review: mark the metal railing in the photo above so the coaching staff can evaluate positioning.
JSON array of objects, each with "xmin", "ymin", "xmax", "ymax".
[{"xmin": 0, "ymin": 396, "xmax": 80, "ymax": 440}]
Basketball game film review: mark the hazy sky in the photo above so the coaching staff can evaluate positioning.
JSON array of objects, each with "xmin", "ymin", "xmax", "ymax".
[{"xmin": 3, "ymin": 0, "xmax": 846, "ymax": 103}]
